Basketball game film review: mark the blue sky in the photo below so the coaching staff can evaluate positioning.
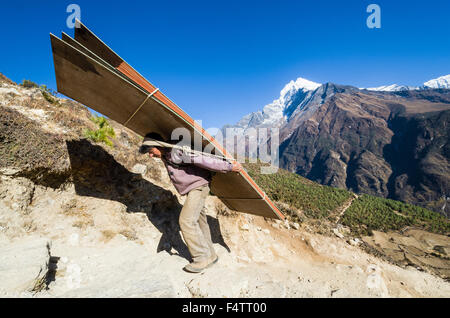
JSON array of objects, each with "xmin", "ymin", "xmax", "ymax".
[{"xmin": 1, "ymin": 0, "xmax": 449, "ymax": 128}]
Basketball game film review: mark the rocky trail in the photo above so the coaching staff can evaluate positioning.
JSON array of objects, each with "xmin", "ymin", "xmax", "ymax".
[{"xmin": 1, "ymin": 172, "xmax": 449, "ymax": 298}]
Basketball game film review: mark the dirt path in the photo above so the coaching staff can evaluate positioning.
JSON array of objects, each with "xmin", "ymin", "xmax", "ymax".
[{"xmin": 331, "ymin": 193, "xmax": 358, "ymax": 223}]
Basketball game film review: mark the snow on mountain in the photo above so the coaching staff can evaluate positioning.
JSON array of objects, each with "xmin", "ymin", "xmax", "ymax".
[
  {"xmin": 365, "ymin": 74, "xmax": 450, "ymax": 91},
  {"xmin": 223, "ymin": 74, "xmax": 450, "ymax": 145},
  {"xmin": 366, "ymin": 84, "xmax": 418, "ymax": 92},
  {"xmin": 423, "ymin": 74, "xmax": 450, "ymax": 89},
  {"xmin": 233, "ymin": 77, "xmax": 321, "ymax": 129},
  {"xmin": 220, "ymin": 77, "xmax": 320, "ymax": 156}
]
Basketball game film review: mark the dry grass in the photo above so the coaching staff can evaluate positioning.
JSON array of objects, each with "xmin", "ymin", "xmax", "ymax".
[
  {"xmin": 101, "ymin": 230, "xmax": 117, "ymax": 242},
  {"xmin": 216, "ymin": 200, "xmax": 237, "ymax": 217},
  {"xmin": 119, "ymin": 229, "xmax": 138, "ymax": 241},
  {"xmin": 72, "ymin": 217, "xmax": 94, "ymax": 230},
  {"xmin": 61, "ymin": 199, "xmax": 95, "ymax": 230},
  {"xmin": 0, "ymin": 107, "xmax": 69, "ymax": 173}
]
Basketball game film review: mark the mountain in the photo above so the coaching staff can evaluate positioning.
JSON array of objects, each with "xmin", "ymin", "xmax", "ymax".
[
  {"xmin": 424, "ymin": 74, "xmax": 450, "ymax": 89},
  {"xmin": 220, "ymin": 78, "xmax": 320, "ymax": 156},
  {"xmin": 225, "ymin": 77, "xmax": 320, "ymax": 129},
  {"xmin": 228, "ymin": 75, "xmax": 450, "ymax": 132},
  {"xmin": 365, "ymin": 74, "xmax": 450, "ymax": 91},
  {"xmin": 2, "ymin": 73, "xmax": 449, "ymax": 296},
  {"xmin": 366, "ymin": 84, "xmax": 418, "ymax": 92},
  {"xmin": 279, "ymin": 85, "xmax": 450, "ymax": 216},
  {"xmin": 224, "ymin": 76, "xmax": 450, "ymax": 216}
]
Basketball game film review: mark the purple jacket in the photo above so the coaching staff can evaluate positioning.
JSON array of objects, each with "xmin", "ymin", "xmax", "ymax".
[{"xmin": 162, "ymin": 148, "xmax": 233, "ymax": 195}]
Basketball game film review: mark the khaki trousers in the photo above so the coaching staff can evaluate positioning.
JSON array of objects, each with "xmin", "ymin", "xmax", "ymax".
[{"xmin": 179, "ymin": 184, "xmax": 216, "ymax": 263}]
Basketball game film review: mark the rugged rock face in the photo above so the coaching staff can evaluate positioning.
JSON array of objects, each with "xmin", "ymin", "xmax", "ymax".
[
  {"xmin": 225, "ymin": 77, "xmax": 450, "ymax": 217},
  {"xmin": 278, "ymin": 85, "xmax": 450, "ymax": 216}
]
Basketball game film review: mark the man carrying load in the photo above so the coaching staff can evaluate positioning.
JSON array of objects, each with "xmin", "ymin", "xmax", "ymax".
[{"xmin": 140, "ymin": 132, "xmax": 242, "ymax": 273}]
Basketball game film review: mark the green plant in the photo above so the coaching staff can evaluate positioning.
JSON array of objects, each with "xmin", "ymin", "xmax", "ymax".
[
  {"xmin": 20, "ymin": 79, "xmax": 39, "ymax": 89},
  {"xmin": 243, "ymin": 162, "xmax": 352, "ymax": 219},
  {"xmin": 243, "ymin": 161, "xmax": 449, "ymax": 237},
  {"xmin": 83, "ymin": 115, "xmax": 116, "ymax": 147},
  {"xmin": 39, "ymin": 85, "xmax": 59, "ymax": 105},
  {"xmin": 341, "ymin": 194, "xmax": 450, "ymax": 236},
  {"xmin": 20, "ymin": 80, "xmax": 60, "ymax": 105}
]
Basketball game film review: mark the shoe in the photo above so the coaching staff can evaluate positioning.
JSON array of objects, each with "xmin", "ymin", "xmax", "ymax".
[
  {"xmin": 183, "ymin": 255, "xmax": 219, "ymax": 273},
  {"xmin": 206, "ymin": 255, "xmax": 219, "ymax": 269},
  {"xmin": 183, "ymin": 259, "xmax": 210, "ymax": 273}
]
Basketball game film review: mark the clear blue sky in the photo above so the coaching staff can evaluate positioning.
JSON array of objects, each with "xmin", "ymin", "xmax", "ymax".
[{"xmin": 1, "ymin": 0, "xmax": 449, "ymax": 128}]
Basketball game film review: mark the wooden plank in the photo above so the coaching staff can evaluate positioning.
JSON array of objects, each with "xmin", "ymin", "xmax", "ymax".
[
  {"xmin": 51, "ymin": 34, "xmax": 141, "ymax": 124},
  {"xmin": 221, "ymin": 199, "xmax": 278, "ymax": 218},
  {"xmin": 73, "ymin": 20, "xmax": 228, "ymax": 157},
  {"xmin": 52, "ymin": 29, "xmax": 285, "ymax": 220},
  {"xmin": 61, "ymin": 32, "xmax": 135, "ymax": 85},
  {"xmin": 51, "ymin": 35, "xmax": 261, "ymax": 198}
]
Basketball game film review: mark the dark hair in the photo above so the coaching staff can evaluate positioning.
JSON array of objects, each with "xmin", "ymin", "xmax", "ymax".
[
  {"xmin": 138, "ymin": 132, "xmax": 167, "ymax": 154},
  {"xmin": 144, "ymin": 132, "xmax": 166, "ymax": 142}
]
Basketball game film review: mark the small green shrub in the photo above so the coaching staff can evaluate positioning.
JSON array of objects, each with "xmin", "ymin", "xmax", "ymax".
[
  {"xmin": 20, "ymin": 79, "xmax": 39, "ymax": 89},
  {"xmin": 20, "ymin": 80, "xmax": 60, "ymax": 105},
  {"xmin": 83, "ymin": 115, "xmax": 116, "ymax": 147},
  {"xmin": 39, "ymin": 85, "xmax": 59, "ymax": 105}
]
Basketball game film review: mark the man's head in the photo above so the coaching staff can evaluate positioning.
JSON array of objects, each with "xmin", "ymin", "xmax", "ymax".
[{"xmin": 139, "ymin": 132, "xmax": 168, "ymax": 159}]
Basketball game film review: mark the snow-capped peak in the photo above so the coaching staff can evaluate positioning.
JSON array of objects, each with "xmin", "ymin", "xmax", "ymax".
[
  {"xmin": 261, "ymin": 77, "xmax": 320, "ymax": 121},
  {"xmin": 280, "ymin": 77, "xmax": 321, "ymax": 96},
  {"xmin": 423, "ymin": 74, "xmax": 450, "ymax": 89},
  {"xmin": 275, "ymin": 77, "xmax": 320, "ymax": 109},
  {"xmin": 233, "ymin": 77, "xmax": 321, "ymax": 129},
  {"xmin": 366, "ymin": 84, "xmax": 417, "ymax": 92},
  {"xmin": 365, "ymin": 74, "xmax": 450, "ymax": 91}
]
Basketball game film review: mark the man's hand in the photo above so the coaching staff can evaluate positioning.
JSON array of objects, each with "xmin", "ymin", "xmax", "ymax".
[{"xmin": 231, "ymin": 161, "xmax": 243, "ymax": 173}]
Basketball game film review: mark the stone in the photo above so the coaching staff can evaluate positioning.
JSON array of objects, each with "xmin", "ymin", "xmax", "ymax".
[
  {"xmin": 68, "ymin": 233, "xmax": 79, "ymax": 246},
  {"xmin": 0, "ymin": 168, "xmax": 20, "ymax": 176},
  {"xmin": 0, "ymin": 237, "xmax": 51, "ymax": 293},
  {"xmin": 333, "ymin": 228, "xmax": 344, "ymax": 239},
  {"xmin": 65, "ymin": 262, "xmax": 82, "ymax": 289},
  {"xmin": 186, "ymin": 268, "xmax": 250, "ymax": 297},
  {"xmin": 240, "ymin": 223, "xmax": 250, "ymax": 231},
  {"xmin": 131, "ymin": 164, "xmax": 147, "ymax": 175},
  {"xmin": 282, "ymin": 220, "xmax": 290, "ymax": 229}
]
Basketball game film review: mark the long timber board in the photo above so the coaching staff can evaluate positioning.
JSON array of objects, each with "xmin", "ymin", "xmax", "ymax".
[{"xmin": 50, "ymin": 23, "xmax": 284, "ymax": 220}]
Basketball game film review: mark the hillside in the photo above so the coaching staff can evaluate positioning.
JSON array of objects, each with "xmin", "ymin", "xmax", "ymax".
[{"xmin": 0, "ymin": 73, "xmax": 449, "ymax": 297}]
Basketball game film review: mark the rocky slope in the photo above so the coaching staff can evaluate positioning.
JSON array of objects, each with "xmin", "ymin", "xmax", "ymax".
[
  {"xmin": 224, "ymin": 76, "xmax": 450, "ymax": 216},
  {"xmin": 1, "ymin": 73, "xmax": 449, "ymax": 298},
  {"xmin": 279, "ymin": 85, "xmax": 450, "ymax": 216}
]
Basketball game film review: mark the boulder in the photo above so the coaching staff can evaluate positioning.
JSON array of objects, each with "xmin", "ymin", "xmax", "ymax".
[{"xmin": 0, "ymin": 237, "xmax": 51, "ymax": 294}]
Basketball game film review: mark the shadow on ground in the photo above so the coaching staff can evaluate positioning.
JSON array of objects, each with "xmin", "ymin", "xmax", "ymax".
[{"xmin": 65, "ymin": 139, "xmax": 230, "ymax": 261}]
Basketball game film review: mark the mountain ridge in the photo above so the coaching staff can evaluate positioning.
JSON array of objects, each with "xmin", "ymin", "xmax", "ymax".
[
  {"xmin": 229, "ymin": 74, "xmax": 450, "ymax": 132},
  {"xmin": 223, "ymin": 76, "xmax": 450, "ymax": 216}
]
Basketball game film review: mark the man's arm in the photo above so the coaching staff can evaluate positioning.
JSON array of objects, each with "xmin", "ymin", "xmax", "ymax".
[{"xmin": 171, "ymin": 149, "xmax": 242, "ymax": 173}]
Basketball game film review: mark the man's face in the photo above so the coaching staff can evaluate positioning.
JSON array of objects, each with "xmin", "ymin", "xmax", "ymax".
[{"xmin": 148, "ymin": 147, "xmax": 163, "ymax": 158}]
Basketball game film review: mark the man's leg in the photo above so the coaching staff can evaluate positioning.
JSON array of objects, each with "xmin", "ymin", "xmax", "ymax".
[
  {"xmin": 179, "ymin": 184, "xmax": 211, "ymax": 264},
  {"xmin": 198, "ymin": 186, "xmax": 217, "ymax": 260}
]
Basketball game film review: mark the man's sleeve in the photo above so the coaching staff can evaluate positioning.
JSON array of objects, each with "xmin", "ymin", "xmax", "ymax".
[
  {"xmin": 191, "ymin": 154, "xmax": 234, "ymax": 173},
  {"xmin": 174, "ymin": 149, "xmax": 233, "ymax": 173}
]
